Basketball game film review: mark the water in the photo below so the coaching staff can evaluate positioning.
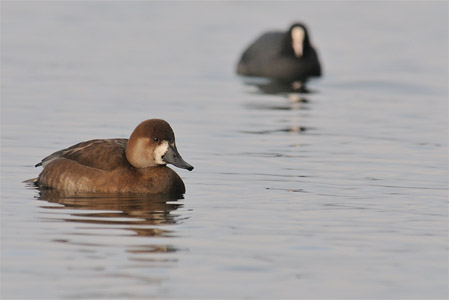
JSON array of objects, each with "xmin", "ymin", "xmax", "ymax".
[{"xmin": 1, "ymin": 2, "xmax": 448, "ymax": 299}]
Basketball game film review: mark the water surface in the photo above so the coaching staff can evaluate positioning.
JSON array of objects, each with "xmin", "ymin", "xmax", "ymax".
[{"xmin": 1, "ymin": 2, "xmax": 448, "ymax": 299}]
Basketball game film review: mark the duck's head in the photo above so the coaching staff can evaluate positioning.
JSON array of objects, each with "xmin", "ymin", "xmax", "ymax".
[
  {"xmin": 126, "ymin": 119, "xmax": 194, "ymax": 171},
  {"xmin": 285, "ymin": 23, "xmax": 311, "ymax": 58}
]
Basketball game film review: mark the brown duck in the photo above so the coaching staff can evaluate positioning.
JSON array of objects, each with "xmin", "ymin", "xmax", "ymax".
[{"xmin": 33, "ymin": 119, "xmax": 193, "ymax": 194}]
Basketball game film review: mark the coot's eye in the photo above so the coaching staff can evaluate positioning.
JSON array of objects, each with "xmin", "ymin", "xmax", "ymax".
[{"xmin": 153, "ymin": 137, "xmax": 159, "ymax": 142}]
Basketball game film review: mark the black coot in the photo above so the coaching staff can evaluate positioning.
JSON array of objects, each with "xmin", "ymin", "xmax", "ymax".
[{"xmin": 237, "ymin": 23, "xmax": 322, "ymax": 83}]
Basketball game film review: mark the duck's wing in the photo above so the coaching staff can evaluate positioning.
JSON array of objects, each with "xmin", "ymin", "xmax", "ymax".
[{"xmin": 36, "ymin": 138, "xmax": 129, "ymax": 171}]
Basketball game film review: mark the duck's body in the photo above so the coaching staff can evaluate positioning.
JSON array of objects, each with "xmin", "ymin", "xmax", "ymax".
[
  {"xmin": 35, "ymin": 119, "xmax": 193, "ymax": 195},
  {"xmin": 237, "ymin": 23, "xmax": 321, "ymax": 82}
]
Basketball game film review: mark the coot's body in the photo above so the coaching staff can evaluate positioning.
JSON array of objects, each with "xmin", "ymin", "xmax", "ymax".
[{"xmin": 237, "ymin": 23, "xmax": 321, "ymax": 82}]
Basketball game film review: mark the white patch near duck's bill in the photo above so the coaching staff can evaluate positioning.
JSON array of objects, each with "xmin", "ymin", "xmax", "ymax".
[
  {"xmin": 291, "ymin": 26, "xmax": 305, "ymax": 57},
  {"xmin": 154, "ymin": 140, "xmax": 169, "ymax": 165}
]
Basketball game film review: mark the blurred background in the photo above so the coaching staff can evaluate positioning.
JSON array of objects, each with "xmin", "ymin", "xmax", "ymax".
[{"xmin": 1, "ymin": 1, "xmax": 448, "ymax": 299}]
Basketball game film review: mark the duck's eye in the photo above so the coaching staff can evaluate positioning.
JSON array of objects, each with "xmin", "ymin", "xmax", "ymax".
[{"xmin": 153, "ymin": 137, "xmax": 159, "ymax": 142}]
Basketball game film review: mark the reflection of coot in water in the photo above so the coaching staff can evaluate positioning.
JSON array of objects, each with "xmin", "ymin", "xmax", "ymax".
[
  {"xmin": 242, "ymin": 77, "xmax": 314, "ymax": 95},
  {"xmin": 236, "ymin": 23, "xmax": 322, "ymax": 84},
  {"xmin": 37, "ymin": 190, "xmax": 184, "ymax": 232}
]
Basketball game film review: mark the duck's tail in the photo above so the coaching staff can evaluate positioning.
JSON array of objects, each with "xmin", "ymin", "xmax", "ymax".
[{"xmin": 23, "ymin": 177, "xmax": 38, "ymax": 185}]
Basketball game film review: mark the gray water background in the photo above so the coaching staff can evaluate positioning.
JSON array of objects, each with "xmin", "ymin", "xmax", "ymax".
[{"xmin": 1, "ymin": 1, "xmax": 448, "ymax": 299}]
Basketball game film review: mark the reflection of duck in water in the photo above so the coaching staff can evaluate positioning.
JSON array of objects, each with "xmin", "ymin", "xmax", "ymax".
[
  {"xmin": 237, "ymin": 23, "xmax": 322, "ymax": 89},
  {"xmin": 30, "ymin": 119, "xmax": 193, "ymax": 195},
  {"xmin": 37, "ymin": 190, "xmax": 184, "ymax": 236}
]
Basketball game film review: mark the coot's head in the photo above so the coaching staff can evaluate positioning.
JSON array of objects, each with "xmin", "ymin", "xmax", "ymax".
[{"xmin": 283, "ymin": 23, "xmax": 312, "ymax": 58}]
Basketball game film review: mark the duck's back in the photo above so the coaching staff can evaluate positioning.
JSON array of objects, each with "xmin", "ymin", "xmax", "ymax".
[{"xmin": 37, "ymin": 139, "xmax": 128, "ymax": 171}]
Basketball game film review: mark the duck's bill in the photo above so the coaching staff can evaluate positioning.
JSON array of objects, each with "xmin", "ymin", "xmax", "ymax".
[{"xmin": 163, "ymin": 145, "xmax": 194, "ymax": 171}]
